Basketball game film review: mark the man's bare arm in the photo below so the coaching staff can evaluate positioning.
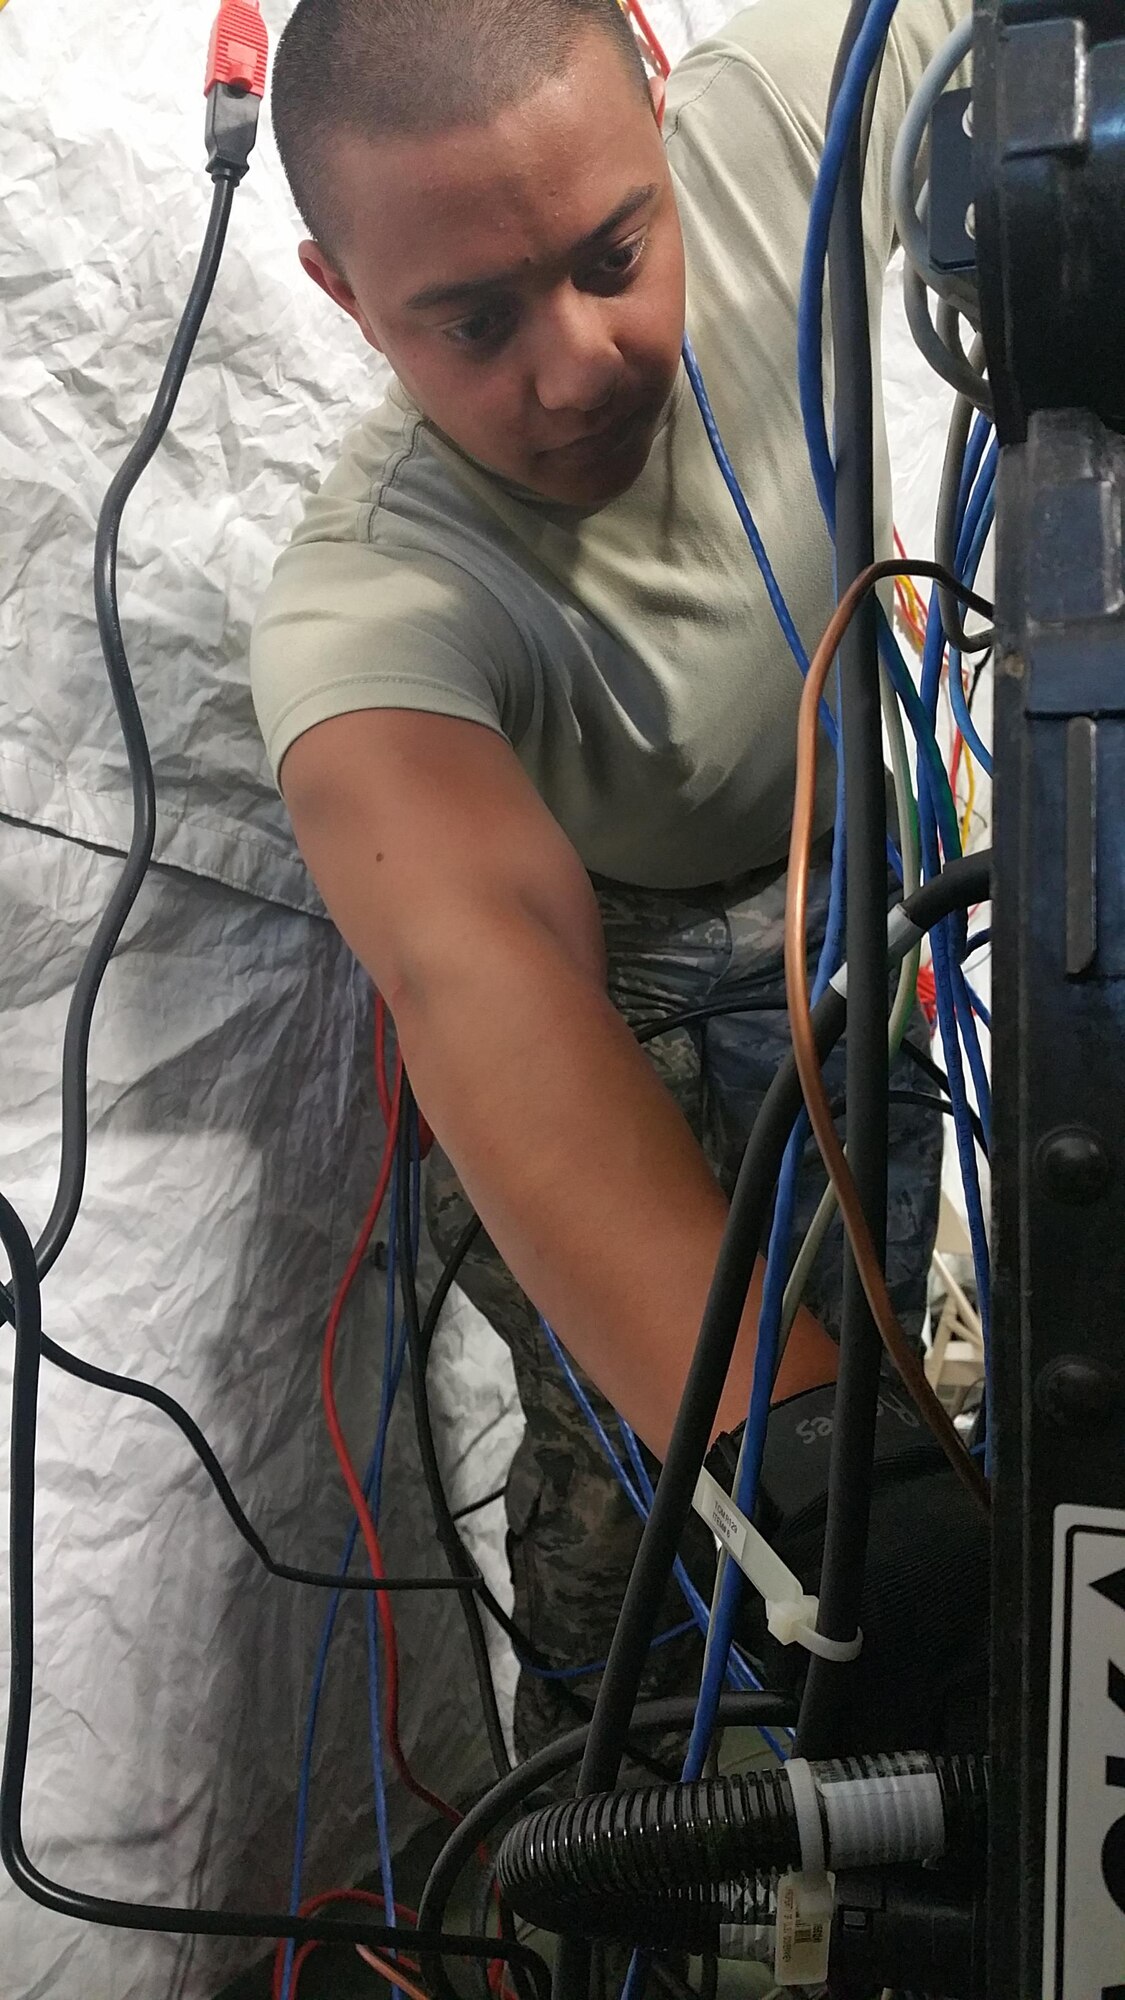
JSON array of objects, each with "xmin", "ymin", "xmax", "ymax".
[{"xmin": 283, "ymin": 708, "xmax": 836, "ymax": 1458}]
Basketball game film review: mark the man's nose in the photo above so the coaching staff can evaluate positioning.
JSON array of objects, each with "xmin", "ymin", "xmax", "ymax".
[{"xmin": 530, "ymin": 288, "xmax": 624, "ymax": 417}]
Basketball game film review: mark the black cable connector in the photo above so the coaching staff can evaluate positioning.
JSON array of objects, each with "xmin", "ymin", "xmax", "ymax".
[{"xmin": 205, "ymin": 83, "xmax": 263, "ymax": 184}]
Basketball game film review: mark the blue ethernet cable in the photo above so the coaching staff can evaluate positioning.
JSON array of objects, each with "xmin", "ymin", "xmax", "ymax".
[
  {"xmin": 519, "ymin": 1621, "xmax": 697, "ymax": 1682},
  {"xmin": 934, "ymin": 442, "xmax": 996, "ymax": 1144},
  {"xmin": 537, "ymin": 1315, "xmax": 758, "ymax": 1680},
  {"xmin": 909, "ymin": 455, "xmax": 993, "ymax": 1427},
  {"xmin": 613, "ymin": 1420, "xmax": 777, "ymax": 1707},
  {"xmin": 797, "ymin": 0, "xmax": 905, "ymax": 531},
  {"xmin": 947, "ymin": 453, "xmax": 997, "ymax": 774},
  {"xmin": 281, "ymin": 1146, "xmax": 415, "ymax": 2000},
  {"xmin": 685, "ymin": 334, "xmax": 916, "ymax": 886},
  {"xmin": 681, "ymin": 336, "xmax": 836, "ymax": 753}
]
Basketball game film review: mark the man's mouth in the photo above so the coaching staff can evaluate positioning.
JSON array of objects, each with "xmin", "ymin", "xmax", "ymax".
[{"xmin": 541, "ymin": 404, "xmax": 648, "ymax": 460}]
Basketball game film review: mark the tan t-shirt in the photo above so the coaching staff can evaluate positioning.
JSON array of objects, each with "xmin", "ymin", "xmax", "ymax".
[{"xmin": 251, "ymin": 0, "xmax": 961, "ymax": 891}]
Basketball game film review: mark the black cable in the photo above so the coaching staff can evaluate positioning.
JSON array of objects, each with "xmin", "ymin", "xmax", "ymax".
[
  {"xmin": 415, "ymin": 1694, "xmax": 796, "ymax": 2000},
  {"xmin": 0, "ymin": 1189, "xmax": 549, "ymax": 1988},
  {"xmin": 420, "ymin": 1213, "xmax": 482, "ymax": 1356},
  {"xmin": 796, "ymin": 0, "xmax": 891, "ymax": 1763},
  {"xmin": 649, "ymin": 1957, "xmax": 702, "ymax": 2000},
  {"xmin": 934, "ymin": 386, "xmax": 996, "ymax": 657},
  {"xmin": 453, "ymin": 1485, "xmax": 508, "ymax": 1524},
  {"xmin": 397, "ymin": 1091, "xmax": 512, "ymax": 1783},
  {"xmin": 548, "ymin": 857, "xmax": 989, "ymax": 1916},
  {"xmin": 0, "ymin": 137, "xmax": 537, "ymax": 1979},
  {"xmin": 0, "ymin": 179, "xmax": 235, "ymax": 1330},
  {"xmin": 900, "ymin": 1041, "xmax": 987, "ymax": 1155},
  {"xmin": 966, "ymin": 649, "xmax": 991, "ymax": 712}
]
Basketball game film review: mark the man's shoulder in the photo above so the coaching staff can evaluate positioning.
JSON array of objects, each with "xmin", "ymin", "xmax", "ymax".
[
  {"xmin": 667, "ymin": 0, "xmax": 964, "ymax": 157},
  {"xmin": 286, "ymin": 385, "xmax": 442, "ymax": 554}
]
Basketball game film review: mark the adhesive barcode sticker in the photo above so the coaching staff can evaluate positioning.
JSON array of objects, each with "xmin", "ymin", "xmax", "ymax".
[{"xmin": 774, "ymin": 1869, "xmax": 834, "ymax": 1986}]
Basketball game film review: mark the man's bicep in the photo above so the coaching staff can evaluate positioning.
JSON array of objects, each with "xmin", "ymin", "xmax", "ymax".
[{"xmin": 281, "ymin": 707, "xmax": 606, "ymax": 996}]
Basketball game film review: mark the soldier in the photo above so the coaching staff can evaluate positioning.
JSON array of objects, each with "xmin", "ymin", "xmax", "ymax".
[{"xmin": 253, "ymin": 0, "xmax": 981, "ymax": 1766}]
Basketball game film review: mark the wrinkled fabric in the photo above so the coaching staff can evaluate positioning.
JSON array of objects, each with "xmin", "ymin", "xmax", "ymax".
[
  {"xmin": 427, "ymin": 856, "xmax": 943, "ymax": 1766},
  {"xmin": 0, "ymin": 823, "xmax": 520, "ymax": 1998}
]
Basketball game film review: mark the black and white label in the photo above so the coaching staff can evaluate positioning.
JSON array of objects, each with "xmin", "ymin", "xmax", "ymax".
[
  {"xmin": 1044, "ymin": 1504, "xmax": 1125, "ymax": 2000},
  {"xmin": 693, "ymin": 1467, "xmax": 748, "ymax": 1568},
  {"xmin": 774, "ymin": 1869, "xmax": 834, "ymax": 1986}
]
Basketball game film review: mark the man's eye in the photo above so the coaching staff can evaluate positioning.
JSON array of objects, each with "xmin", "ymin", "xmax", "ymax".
[
  {"xmin": 445, "ymin": 303, "xmax": 514, "ymax": 352},
  {"xmin": 585, "ymin": 236, "xmax": 646, "ymax": 290}
]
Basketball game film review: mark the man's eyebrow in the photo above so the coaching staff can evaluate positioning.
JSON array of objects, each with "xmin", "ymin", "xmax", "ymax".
[{"xmin": 403, "ymin": 183, "xmax": 659, "ymax": 313}]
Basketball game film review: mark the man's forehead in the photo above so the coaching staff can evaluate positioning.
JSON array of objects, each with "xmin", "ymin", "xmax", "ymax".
[{"xmin": 330, "ymin": 51, "xmax": 665, "ymax": 298}]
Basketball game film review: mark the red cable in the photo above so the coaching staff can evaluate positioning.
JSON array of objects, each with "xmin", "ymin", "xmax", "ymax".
[
  {"xmin": 949, "ymin": 726, "xmax": 963, "ymax": 791},
  {"xmin": 272, "ymin": 1891, "xmax": 419, "ymax": 2000},
  {"xmin": 320, "ymin": 1048, "xmax": 462, "ymax": 1828},
  {"xmin": 625, "ymin": 0, "xmax": 670, "ymax": 75},
  {"xmin": 377, "ymin": 994, "xmax": 434, "ymax": 1157},
  {"xmin": 375, "ymin": 995, "xmax": 393, "ymax": 1128}
]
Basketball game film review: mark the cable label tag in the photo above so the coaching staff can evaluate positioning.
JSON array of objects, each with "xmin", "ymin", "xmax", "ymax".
[
  {"xmin": 774, "ymin": 1869, "xmax": 834, "ymax": 1986},
  {"xmin": 693, "ymin": 1465, "xmax": 748, "ymax": 1567}
]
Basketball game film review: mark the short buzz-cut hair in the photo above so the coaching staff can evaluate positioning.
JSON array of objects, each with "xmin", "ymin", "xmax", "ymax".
[{"xmin": 271, "ymin": 0, "xmax": 652, "ymax": 265}]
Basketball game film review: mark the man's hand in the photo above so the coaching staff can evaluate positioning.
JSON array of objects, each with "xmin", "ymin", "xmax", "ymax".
[{"xmin": 282, "ymin": 708, "xmax": 836, "ymax": 1457}]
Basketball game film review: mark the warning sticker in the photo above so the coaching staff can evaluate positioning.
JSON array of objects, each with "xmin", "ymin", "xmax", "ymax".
[{"xmin": 1043, "ymin": 1504, "xmax": 1125, "ymax": 2000}]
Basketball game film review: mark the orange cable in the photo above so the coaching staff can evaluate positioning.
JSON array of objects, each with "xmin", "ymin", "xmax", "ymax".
[
  {"xmin": 784, "ymin": 556, "xmax": 991, "ymax": 1516},
  {"xmin": 356, "ymin": 1945, "xmax": 435, "ymax": 2000}
]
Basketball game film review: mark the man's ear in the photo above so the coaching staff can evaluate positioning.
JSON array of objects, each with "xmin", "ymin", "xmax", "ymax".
[
  {"xmin": 649, "ymin": 70, "xmax": 667, "ymax": 129},
  {"xmin": 298, "ymin": 239, "xmax": 384, "ymax": 353}
]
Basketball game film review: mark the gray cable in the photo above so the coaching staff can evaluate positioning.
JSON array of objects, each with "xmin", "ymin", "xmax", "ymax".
[
  {"xmin": 890, "ymin": 13, "xmax": 974, "ymax": 292},
  {"xmin": 902, "ymin": 261, "xmax": 993, "ymax": 413}
]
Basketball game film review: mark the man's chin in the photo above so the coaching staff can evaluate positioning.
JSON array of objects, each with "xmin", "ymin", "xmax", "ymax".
[{"xmin": 529, "ymin": 416, "xmax": 657, "ymax": 510}]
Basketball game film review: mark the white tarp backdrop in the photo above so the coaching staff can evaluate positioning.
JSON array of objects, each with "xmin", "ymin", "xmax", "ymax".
[{"xmin": 0, "ymin": 1, "xmax": 968, "ymax": 1994}]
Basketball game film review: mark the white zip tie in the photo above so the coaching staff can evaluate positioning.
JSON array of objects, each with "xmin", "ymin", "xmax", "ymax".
[
  {"xmin": 784, "ymin": 1757, "xmax": 827, "ymax": 1874},
  {"xmin": 693, "ymin": 1467, "xmax": 862, "ymax": 1660},
  {"xmin": 829, "ymin": 902, "xmax": 924, "ymax": 997}
]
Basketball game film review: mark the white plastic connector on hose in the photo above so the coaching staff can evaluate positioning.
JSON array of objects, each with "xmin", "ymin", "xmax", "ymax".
[
  {"xmin": 784, "ymin": 1755, "xmax": 947, "ymax": 1871},
  {"xmin": 817, "ymin": 1759, "xmax": 945, "ymax": 1865},
  {"xmin": 829, "ymin": 902, "xmax": 924, "ymax": 997},
  {"xmin": 692, "ymin": 1467, "xmax": 862, "ymax": 1660}
]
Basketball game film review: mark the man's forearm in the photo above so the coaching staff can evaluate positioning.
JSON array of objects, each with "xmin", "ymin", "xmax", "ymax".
[{"xmin": 389, "ymin": 912, "xmax": 836, "ymax": 1458}]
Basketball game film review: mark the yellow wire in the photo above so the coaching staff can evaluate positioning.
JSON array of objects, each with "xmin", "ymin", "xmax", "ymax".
[{"xmin": 960, "ymin": 740, "xmax": 976, "ymax": 850}]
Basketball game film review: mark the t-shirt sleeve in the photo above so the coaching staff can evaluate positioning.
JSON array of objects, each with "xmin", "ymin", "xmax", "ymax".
[
  {"xmin": 672, "ymin": 0, "xmax": 966, "ymax": 263},
  {"xmin": 250, "ymin": 534, "xmax": 530, "ymax": 785}
]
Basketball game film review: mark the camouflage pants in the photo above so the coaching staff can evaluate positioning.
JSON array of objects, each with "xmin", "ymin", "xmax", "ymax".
[{"xmin": 425, "ymin": 851, "xmax": 943, "ymax": 1765}]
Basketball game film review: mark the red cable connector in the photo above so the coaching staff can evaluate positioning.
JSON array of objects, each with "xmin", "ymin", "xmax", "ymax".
[
  {"xmin": 204, "ymin": 0, "xmax": 268, "ymax": 181},
  {"xmin": 205, "ymin": 0, "xmax": 269, "ymax": 98}
]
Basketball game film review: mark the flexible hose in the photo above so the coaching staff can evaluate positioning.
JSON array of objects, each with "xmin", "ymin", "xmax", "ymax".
[{"xmin": 497, "ymin": 1753, "xmax": 988, "ymax": 1947}]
